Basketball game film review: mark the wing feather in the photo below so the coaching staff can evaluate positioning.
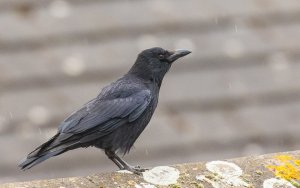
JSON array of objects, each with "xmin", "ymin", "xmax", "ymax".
[{"xmin": 59, "ymin": 89, "xmax": 151, "ymax": 135}]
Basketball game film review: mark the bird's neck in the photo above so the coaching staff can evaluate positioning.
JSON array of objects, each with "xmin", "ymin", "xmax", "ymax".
[
  {"xmin": 127, "ymin": 71, "xmax": 164, "ymax": 88},
  {"xmin": 128, "ymin": 57, "xmax": 167, "ymax": 88}
]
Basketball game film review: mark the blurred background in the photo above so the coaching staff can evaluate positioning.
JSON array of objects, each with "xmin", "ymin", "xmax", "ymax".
[{"xmin": 1, "ymin": 0, "xmax": 300, "ymax": 183}]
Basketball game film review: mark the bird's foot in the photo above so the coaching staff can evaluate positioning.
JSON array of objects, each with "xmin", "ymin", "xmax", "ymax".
[
  {"xmin": 133, "ymin": 165, "xmax": 148, "ymax": 172},
  {"xmin": 124, "ymin": 165, "xmax": 148, "ymax": 175}
]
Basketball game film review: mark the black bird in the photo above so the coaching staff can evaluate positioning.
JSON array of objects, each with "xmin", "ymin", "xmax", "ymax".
[{"xmin": 19, "ymin": 47, "xmax": 191, "ymax": 174}]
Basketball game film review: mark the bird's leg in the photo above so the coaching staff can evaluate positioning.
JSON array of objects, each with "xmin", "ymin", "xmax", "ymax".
[
  {"xmin": 105, "ymin": 150, "xmax": 124, "ymax": 170},
  {"xmin": 105, "ymin": 150, "xmax": 147, "ymax": 175},
  {"xmin": 114, "ymin": 153, "xmax": 149, "ymax": 175}
]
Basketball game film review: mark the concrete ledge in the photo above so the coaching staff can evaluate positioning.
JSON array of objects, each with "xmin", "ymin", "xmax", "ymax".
[{"xmin": 2, "ymin": 150, "xmax": 300, "ymax": 188}]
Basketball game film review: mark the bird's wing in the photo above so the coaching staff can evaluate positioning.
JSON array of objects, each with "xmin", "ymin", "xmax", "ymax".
[{"xmin": 58, "ymin": 89, "xmax": 151, "ymax": 135}]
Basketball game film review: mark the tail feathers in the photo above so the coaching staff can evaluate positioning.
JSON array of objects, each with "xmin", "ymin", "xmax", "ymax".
[
  {"xmin": 19, "ymin": 133, "xmax": 78, "ymax": 170},
  {"xmin": 18, "ymin": 149, "xmax": 64, "ymax": 170}
]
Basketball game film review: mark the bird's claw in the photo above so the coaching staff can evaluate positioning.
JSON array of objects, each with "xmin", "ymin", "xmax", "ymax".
[
  {"xmin": 123, "ymin": 165, "xmax": 148, "ymax": 175},
  {"xmin": 133, "ymin": 165, "xmax": 148, "ymax": 172}
]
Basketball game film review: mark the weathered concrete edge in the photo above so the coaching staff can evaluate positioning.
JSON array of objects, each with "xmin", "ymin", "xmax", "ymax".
[{"xmin": 2, "ymin": 150, "xmax": 300, "ymax": 188}]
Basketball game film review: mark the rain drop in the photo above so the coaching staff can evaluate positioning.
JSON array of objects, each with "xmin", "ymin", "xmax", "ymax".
[{"xmin": 235, "ymin": 24, "xmax": 238, "ymax": 33}]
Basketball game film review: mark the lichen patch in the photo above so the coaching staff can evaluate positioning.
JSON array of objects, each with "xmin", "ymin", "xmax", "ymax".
[
  {"xmin": 263, "ymin": 178, "xmax": 296, "ymax": 188},
  {"xmin": 196, "ymin": 160, "xmax": 251, "ymax": 187},
  {"xmin": 206, "ymin": 161, "xmax": 243, "ymax": 178},
  {"xmin": 267, "ymin": 155, "xmax": 300, "ymax": 181},
  {"xmin": 142, "ymin": 166, "xmax": 180, "ymax": 186}
]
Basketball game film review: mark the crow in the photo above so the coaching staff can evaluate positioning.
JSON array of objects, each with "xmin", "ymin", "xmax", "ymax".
[{"xmin": 19, "ymin": 47, "xmax": 191, "ymax": 174}]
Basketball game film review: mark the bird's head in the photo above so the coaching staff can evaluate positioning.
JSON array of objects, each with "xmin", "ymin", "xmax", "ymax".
[{"xmin": 129, "ymin": 47, "xmax": 191, "ymax": 83}]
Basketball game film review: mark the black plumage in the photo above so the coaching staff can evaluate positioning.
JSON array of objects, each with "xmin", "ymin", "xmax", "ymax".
[{"xmin": 19, "ymin": 47, "xmax": 191, "ymax": 174}]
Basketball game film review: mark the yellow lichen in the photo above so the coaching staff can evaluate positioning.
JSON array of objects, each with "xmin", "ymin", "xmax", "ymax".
[
  {"xmin": 295, "ymin": 160, "xmax": 300, "ymax": 167},
  {"xmin": 267, "ymin": 155, "xmax": 300, "ymax": 181},
  {"xmin": 275, "ymin": 155, "xmax": 294, "ymax": 161}
]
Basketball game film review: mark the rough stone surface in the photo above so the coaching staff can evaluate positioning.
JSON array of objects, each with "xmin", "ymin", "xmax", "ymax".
[{"xmin": 1, "ymin": 150, "xmax": 299, "ymax": 188}]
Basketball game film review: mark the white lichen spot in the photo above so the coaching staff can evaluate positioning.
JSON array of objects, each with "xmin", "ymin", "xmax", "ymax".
[
  {"xmin": 143, "ymin": 166, "xmax": 180, "ymax": 186},
  {"xmin": 196, "ymin": 161, "xmax": 250, "ymax": 187},
  {"xmin": 135, "ymin": 182, "xmax": 157, "ymax": 188},
  {"xmin": 206, "ymin": 161, "xmax": 243, "ymax": 178},
  {"xmin": 117, "ymin": 170, "xmax": 133, "ymax": 174},
  {"xmin": 263, "ymin": 178, "xmax": 296, "ymax": 188}
]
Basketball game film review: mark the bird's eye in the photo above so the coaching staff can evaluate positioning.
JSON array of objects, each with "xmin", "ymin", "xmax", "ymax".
[{"xmin": 158, "ymin": 54, "xmax": 164, "ymax": 60}]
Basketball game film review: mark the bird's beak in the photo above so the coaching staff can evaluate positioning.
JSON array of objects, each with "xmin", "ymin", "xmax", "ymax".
[{"xmin": 167, "ymin": 49, "xmax": 191, "ymax": 63}]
